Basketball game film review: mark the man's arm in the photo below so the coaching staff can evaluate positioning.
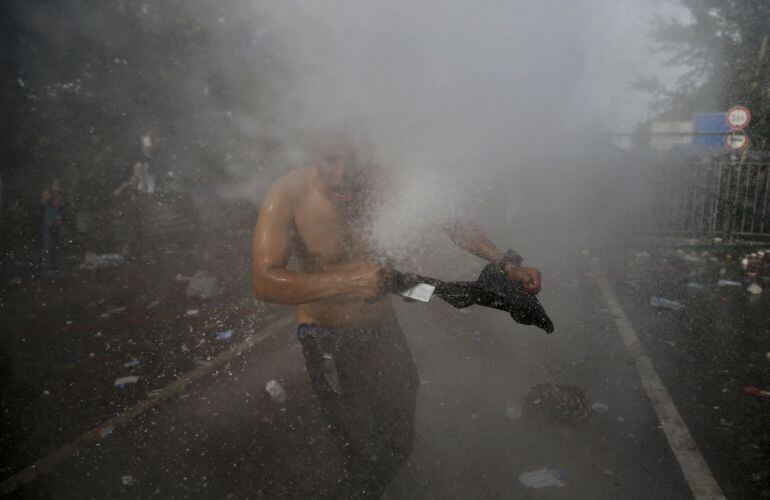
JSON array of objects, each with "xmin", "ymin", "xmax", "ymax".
[
  {"xmin": 252, "ymin": 174, "xmax": 385, "ymax": 305},
  {"xmin": 445, "ymin": 220, "xmax": 542, "ymax": 294},
  {"xmin": 444, "ymin": 221, "xmax": 506, "ymax": 263}
]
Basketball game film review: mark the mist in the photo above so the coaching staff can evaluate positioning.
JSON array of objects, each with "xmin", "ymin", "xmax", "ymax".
[
  {"xmin": 5, "ymin": 1, "xmax": 769, "ymax": 498},
  {"xmin": 236, "ymin": 0, "xmax": 682, "ymax": 265},
  {"xmin": 6, "ymin": 0, "xmax": 681, "ymax": 251}
]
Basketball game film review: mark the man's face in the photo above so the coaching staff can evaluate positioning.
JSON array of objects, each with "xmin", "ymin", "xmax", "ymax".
[{"xmin": 317, "ymin": 142, "xmax": 367, "ymax": 205}]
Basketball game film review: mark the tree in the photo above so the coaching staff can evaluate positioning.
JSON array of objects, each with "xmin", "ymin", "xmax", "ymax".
[
  {"xmin": 652, "ymin": 0, "xmax": 770, "ymax": 148},
  {"xmin": 0, "ymin": 0, "xmax": 289, "ymax": 255},
  {"xmin": 7, "ymin": 0, "xmax": 288, "ymax": 189}
]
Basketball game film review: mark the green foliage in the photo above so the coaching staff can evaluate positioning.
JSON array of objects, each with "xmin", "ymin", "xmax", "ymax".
[
  {"xmin": 3, "ymin": 0, "xmax": 287, "ymax": 209},
  {"xmin": 653, "ymin": 0, "xmax": 770, "ymax": 147}
]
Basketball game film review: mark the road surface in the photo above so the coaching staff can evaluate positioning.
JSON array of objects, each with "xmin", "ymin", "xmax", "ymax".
[{"xmin": 2, "ymin": 247, "xmax": 768, "ymax": 499}]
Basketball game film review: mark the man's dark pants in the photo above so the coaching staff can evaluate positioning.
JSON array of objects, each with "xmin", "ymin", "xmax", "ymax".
[{"xmin": 298, "ymin": 319, "xmax": 419, "ymax": 498}]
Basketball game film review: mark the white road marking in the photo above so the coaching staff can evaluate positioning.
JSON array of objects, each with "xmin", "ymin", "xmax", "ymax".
[
  {"xmin": 0, "ymin": 314, "xmax": 296, "ymax": 496},
  {"xmin": 594, "ymin": 270, "xmax": 726, "ymax": 500}
]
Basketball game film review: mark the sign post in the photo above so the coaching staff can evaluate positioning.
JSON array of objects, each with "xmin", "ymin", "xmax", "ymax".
[
  {"xmin": 726, "ymin": 105, "xmax": 751, "ymax": 130},
  {"xmin": 725, "ymin": 106, "xmax": 751, "ymax": 152},
  {"xmin": 724, "ymin": 132, "xmax": 749, "ymax": 151}
]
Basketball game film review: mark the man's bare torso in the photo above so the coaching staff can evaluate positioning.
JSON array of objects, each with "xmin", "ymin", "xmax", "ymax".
[{"xmin": 290, "ymin": 167, "xmax": 393, "ymax": 327}]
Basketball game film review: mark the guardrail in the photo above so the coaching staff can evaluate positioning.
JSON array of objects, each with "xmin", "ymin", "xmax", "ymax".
[{"xmin": 640, "ymin": 157, "xmax": 770, "ymax": 240}]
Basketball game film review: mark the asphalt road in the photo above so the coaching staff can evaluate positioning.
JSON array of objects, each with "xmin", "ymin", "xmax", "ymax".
[
  {"xmin": 609, "ymin": 246, "xmax": 770, "ymax": 500},
  {"xmin": 2, "ymin": 245, "xmax": 768, "ymax": 499}
]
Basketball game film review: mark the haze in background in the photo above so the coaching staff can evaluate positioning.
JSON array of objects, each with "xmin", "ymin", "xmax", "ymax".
[
  {"xmin": 4, "ymin": 0, "xmax": 689, "ymax": 265},
  {"xmin": 242, "ymin": 0, "xmax": 688, "ymax": 264}
]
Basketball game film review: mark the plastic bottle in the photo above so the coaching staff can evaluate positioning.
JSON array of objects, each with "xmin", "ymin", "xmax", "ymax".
[
  {"xmin": 265, "ymin": 379, "xmax": 287, "ymax": 404},
  {"xmin": 650, "ymin": 297, "xmax": 684, "ymax": 310}
]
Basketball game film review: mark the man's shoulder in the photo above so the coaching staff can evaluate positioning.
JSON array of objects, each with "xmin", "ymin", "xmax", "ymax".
[{"xmin": 271, "ymin": 167, "xmax": 315, "ymax": 200}]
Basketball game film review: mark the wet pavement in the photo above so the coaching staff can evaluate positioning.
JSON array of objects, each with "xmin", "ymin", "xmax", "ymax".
[
  {"xmin": 610, "ymin": 246, "xmax": 770, "ymax": 500},
  {"xmin": 1, "ymin": 244, "xmax": 769, "ymax": 499}
]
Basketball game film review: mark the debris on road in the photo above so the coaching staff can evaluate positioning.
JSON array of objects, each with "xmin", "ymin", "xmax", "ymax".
[
  {"xmin": 80, "ymin": 252, "xmax": 124, "ymax": 270},
  {"xmin": 679, "ymin": 252, "xmax": 705, "ymax": 263},
  {"xmin": 591, "ymin": 402, "xmax": 609, "ymax": 414},
  {"xmin": 504, "ymin": 404, "xmax": 522, "ymax": 420},
  {"xmin": 743, "ymin": 386, "xmax": 770, "ymax": 399},
  {"xmin": 519, "ymin": 468, "xmax": 566, "ymax": 489},
  {"xmin": 123, "ymin": 359, "xmax": 141, "ymax": 368},
  {"xmin": 100, "ymin": 306, "xmax": 127, "ymax": 319},
  {"xmin": 121, "ymin": 475, "xmax": 135, "ymax": 486},
  {"xmin": 147, "ymin": 389, "xmax": 163, "ymax": 398},
  {"xmin": 185, "ymin": 270, "xmax": 224, "ymax": 298},
  {"xmin": 687, "ymin": 282, "xmax": 705, "ymax": 290},
  {"xmin": 98, "ymin": 425, "xmax": 114, "ymax": 438},
  {"xmin": 186, "ymin": 309, "xmax": 199, "ymax": 316},
  {"xmin": 215, "ymin": 329, "xmax": 234, "ymax": 341},
  {"xmin": 265, "ymin": 379, "xmax": 288, "ymax": 404},
  {"xmin": 650, "ymin": 297, "xmax": 684, "ymax": 310},
  {"xmin": 717, "ymin": 280, "xmax": 742, "ymax": 287},
  {"xmin": 114, "ymin": 376, "xmax": 140, "ymax": 387},
  {"xmin": 747, "ymin": 283, "xmax": 763, "ymax": 295},
  {"xmin": 626, "ymin": 279, "xmax": 640, "ymax": 290},
  {"xmin": 523, "ymin": 383, "xmax": 590, "ymax": 424}
]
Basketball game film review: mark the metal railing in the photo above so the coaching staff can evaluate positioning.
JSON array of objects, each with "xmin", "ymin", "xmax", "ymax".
[{"xmin": 637, "ymin": 156, "xmax": 770, "ymax": 239}]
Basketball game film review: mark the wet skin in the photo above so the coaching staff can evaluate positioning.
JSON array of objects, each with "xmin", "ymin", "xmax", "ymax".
[
  {"xmin": 292, "ymin": 166, "xmax": 392, "ymax": 327},
  {"xmin": 252, "ymin": 162, "xmax": 395, "ymax": 328},
  {"xmin": 252, "ymin": 147, "xmax": 542, "ymax": 327}
]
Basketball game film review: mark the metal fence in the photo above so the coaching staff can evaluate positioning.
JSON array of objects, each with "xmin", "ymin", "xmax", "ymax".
[{"xmin": 637, "ymin": 156, "xmax": 770, "ymax": 239}]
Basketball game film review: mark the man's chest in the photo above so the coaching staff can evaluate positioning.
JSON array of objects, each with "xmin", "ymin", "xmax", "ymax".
[{"xmin": 294, "ymin": 195, "xmax": 369, "ymax": 264}]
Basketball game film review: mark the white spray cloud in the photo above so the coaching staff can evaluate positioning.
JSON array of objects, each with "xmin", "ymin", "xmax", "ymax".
[{"xmin": 244, "ymin": 0, "xmax": 684, "ymax": 258}]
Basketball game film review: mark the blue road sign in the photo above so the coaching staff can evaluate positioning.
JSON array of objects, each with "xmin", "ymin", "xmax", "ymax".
[{"xmin": 693, "ymin": 112, "xmax": 730, "ymax": 149}]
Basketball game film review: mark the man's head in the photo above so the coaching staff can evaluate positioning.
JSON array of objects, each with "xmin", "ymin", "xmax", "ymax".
[{"xmin": 312, "ymin": 131, "xmax": 369, "ymax": 205}]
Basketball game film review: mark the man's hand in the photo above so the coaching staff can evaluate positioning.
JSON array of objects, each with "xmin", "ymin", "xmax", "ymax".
[
  {"xmin": 344, "ymin": 261, "xmax": 391, "ymax": 300},
  {"xmin": 504, "ymin": 264, "xmax": 541, "ymax": 294}
]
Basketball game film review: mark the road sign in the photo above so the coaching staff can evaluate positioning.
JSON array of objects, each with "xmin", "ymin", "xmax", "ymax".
[
  {"xmin": 724, "ymin": 132, "xmax": 749, "ymax": 151},
  {"xmin": 693, "ymin": 112, "xmax": 730, "ymax": 149},
  {"xmin": 726, "ymin": 106, "xmax": 751, "ymax": 130}
]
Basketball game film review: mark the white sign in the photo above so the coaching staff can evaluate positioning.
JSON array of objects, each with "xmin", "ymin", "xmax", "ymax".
[
  {"xmin": 724, "ymin": 132, "xmax": 749, "ymax": 151},
  {"xmin": 726, "ymin": 106, "xmax": 751, "ymax": 130},
  {"xmin": 399, "ymin": 283, "xmax": 435, "ymax": 302}
]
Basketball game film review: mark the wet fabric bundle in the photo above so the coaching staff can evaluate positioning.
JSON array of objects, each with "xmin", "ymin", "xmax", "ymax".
[{"xmin": 386, "ymin": 262, "xmax": 555, "ymax": 334}]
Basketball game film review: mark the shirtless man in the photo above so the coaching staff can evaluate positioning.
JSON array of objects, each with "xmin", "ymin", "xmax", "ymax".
[{"xmin": 252, "ymin": 133, "xmax": 541, "ymax": 498}]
